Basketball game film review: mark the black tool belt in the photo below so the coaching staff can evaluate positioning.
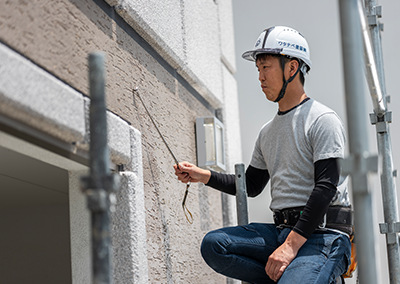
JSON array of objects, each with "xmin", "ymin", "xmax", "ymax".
[{"xmin": 273, "ymin": 205, "xmax": 353, "ymax": 235}]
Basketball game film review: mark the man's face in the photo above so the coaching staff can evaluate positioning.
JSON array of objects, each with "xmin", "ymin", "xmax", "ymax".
[{"xmin": 256, "ymin": 56, "xmax": 283, "ymax": 102}]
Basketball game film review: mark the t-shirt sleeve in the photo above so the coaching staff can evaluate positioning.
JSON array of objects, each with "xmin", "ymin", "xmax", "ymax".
[
  {"xmin": 249, "ymin": 131, "xmax": 268, "ymax": 170},
  {"xmin": 309, "ymin": 113, "xmax": 346, "ymax": 163}
]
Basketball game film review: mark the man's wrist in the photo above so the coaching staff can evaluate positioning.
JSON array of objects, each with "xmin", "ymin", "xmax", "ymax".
[
  {"xmin": 284, "ymin": 231, "xmax": 307, "ymax": 253},
  {"xmin": 201, "ymin": 169, "xmax": 211, "ymax": 184}
]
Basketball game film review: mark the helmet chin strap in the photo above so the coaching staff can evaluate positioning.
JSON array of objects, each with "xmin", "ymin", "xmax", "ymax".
[{"xmin": 274, "ymin": 56, "xmax": 301, "ymax": 103}]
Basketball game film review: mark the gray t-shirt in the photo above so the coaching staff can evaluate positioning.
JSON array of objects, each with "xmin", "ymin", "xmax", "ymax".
[{"xmin": 250, "ymin": 98, "xmax": 349, "ymax": 211}]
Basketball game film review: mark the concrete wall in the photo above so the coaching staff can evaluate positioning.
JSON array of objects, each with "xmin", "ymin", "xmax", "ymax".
[{"xmin": 0, "ymin": 0, "xmax": 241, "ymax": 283}]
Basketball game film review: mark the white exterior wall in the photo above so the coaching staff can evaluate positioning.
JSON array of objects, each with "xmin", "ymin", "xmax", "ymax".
[
  {"xmin": 0, "ymin": 42, "xmax": 149, "ymax": 283},
  {"xmin": 0, "ymin": 0, "xmax": 241, "ymax": 283}
]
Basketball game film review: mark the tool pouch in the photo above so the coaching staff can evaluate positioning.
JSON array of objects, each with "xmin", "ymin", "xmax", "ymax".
[{"xmin": 325, "ymin": 205, "xmax": 353, "ymax": 235}]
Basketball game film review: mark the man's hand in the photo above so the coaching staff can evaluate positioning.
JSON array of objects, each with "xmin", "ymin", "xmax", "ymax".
[
  {"xmin": 173, "ymin": 162, "xmax": 211, "ymax": 184},
  {"xmin": 265, "ymin": 231, "xmax": 307, "ymax": 282}
]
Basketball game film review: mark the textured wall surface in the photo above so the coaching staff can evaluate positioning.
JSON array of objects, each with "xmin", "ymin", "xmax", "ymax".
[{"xmin": 0, "ymin": 0, "xmax": 240, "ymax": 283}]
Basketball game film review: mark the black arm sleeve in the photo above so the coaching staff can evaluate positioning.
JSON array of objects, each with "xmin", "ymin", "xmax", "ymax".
[
  {"xmin": 292, "ymin": 158, "xmax": 339, "ymax": 239},
  {"xmin": 206, "ymin": 165, "xmax": 270, "ymax": 197}
]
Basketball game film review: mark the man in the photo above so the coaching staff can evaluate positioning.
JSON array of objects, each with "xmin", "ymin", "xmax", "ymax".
[{"xmin": 174, "ymin": 26, "xmax": 352, "ymax": 283}]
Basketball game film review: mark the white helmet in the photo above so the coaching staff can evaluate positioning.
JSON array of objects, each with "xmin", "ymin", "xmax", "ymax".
[{"xmin": 242, "ymin": 26, "xmax": 312, "ymax": 75}]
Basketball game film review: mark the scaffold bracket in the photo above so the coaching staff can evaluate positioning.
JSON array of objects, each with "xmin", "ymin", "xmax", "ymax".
[
  {"xmin": 369, "ymin": 111, "xmax": 392, "ymax": 133},
  {"xmin": 379, "ymin": 222, "xmax": 400, "ymax": 244},
  {"xmin": 341, "ymin": 153, "xmax": 378, "ymax": 175},
  {"xmin": 340, "ymin": 153, "xmax": 378, "ymax": 194}
]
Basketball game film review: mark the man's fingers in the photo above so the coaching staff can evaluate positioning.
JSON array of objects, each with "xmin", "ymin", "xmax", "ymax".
[
  {"xmin": 266, "ymin": 256, "xmax": 287, "ymax": 282},
  {"xmin": 265, "ymin": 259, "xmax": 277, "ymax": 281},
  {"xmin": 176, "ymin": 172, "xmax": 190, "ymax": 183},
  {"xmin": 265, "ymin": 259, "xmax": 271, "ymax": 274},
  {"xmin": 177, "ymin": 172, "xmax": 189, "ymax": 179},
  {"xmin": 271, "ymin": 264, "xmax": 285, "ymax": 282},
  {"xmin": 275, "ymin": 266, "xmax": 286, "ymax": 281}
]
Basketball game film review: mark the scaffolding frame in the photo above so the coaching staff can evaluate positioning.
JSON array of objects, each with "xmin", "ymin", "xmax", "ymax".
[
  {"xmin": 81, "ymin": 52, "xmax": 120, "ymax": 284},
  {"xmin": 338, "ymin": 0, "xmax": 400, "ymax": 283}
]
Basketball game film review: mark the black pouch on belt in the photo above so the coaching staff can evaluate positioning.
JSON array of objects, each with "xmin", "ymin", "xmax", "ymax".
[
  {"xmin": 273, "ymin": 205, "xmax": 354, "ymax": 235},
  {"xmin": 325, "ymin": 205, "xmax": 354, "ymax": 235}
]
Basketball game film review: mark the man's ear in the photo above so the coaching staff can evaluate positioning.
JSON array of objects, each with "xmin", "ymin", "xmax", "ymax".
[{"xmin": 289, "ymin": 60, "xmax": 300, "ymax": 77}]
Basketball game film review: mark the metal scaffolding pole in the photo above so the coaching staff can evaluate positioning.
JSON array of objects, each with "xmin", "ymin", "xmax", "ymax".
[
  {"xmin": 235, "ymin": 163, "xmax": 250, "ymax": 284},
  {"xmin": 361, "ymin": 1, "xmax": 400, "ymax": 283},
  {"xmin": 81, "ymin": 52, "xmax": 119, "ymax": 284},
  {"xmin": 235, "ymin": 163, "xmax": 249, "ymax": 226},
  {"xmin": 338, "ymin": 0, "xmax": 380, "ymax": 283}
]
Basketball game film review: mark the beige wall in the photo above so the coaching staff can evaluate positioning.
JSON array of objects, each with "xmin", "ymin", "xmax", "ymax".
[{"xmin": 0, "ymin": 0, "xmax": 236, "ymax": 283}]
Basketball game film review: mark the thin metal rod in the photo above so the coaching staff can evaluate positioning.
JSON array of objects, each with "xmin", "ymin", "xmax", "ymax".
[
  {"xmin": 338, "ymin": 1, "xmax": 380, "ymax": 283},
  {"xmin": 134, "ymin": 88, "xmax": 179, "ymax": 166},
  {"xmin": 363, "ymin": 1, "xmax": 400, "ymax": 283},
  {"xmin": 88, "ymin": 52, "xmax": 113, "ymax": 284}
]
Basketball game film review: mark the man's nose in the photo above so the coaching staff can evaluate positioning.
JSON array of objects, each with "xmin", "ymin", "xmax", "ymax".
[{"xmin": 258, "ymin": 71, "xmax": 263, "ymax": 82}]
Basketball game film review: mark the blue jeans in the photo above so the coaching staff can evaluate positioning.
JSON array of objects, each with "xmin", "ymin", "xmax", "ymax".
[{"xmin": 201, "ymin": 223, "xmax": 351, "ymax": 284}]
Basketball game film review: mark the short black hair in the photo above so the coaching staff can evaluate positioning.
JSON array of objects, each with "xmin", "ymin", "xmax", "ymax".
[{"xmin": 256, "ymin": 53, "xmax": 306, "ymax": 86}]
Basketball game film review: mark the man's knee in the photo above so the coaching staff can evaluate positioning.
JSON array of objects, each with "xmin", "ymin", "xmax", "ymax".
[{"xmin": 200, "ymin": 230, "xmax": 230, "ymax": 268}]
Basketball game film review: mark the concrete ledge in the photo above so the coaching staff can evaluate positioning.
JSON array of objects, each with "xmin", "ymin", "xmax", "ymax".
[
  {"xmin": 107, "ymin": 113, "xmax": 131, "ymax": 165},
  {"xmin": 111, "ymin": 1, "xmax": 223, "ymax": 109},
  {"xmin": 112, "ymin": 126, "xmax": 148, "ymax": 284},
  {"xmin": 82, "ymin": 97, "xmax": 131, "ymax": 166},
  {"xmin": 126, "ymin": 126, "xmax": 142, "ymax": 173},
  {"xmin": 0, "ymin": 42, "xmax": 132, "ymax": 166},
  {"xmin": 0, "ymin": 43, "xmax": 86, "ymax": 143},
  {"xmin": 112, "ymin": 171, "xmax": 148, "ymax": 284}
]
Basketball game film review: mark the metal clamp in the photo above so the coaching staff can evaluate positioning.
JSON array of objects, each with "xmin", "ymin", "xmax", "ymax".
[
  {"xmin": 367, "ymin": 6, "xmax": 383, "ymax": 31},
  {"xmin": 81, "ymin": 174, "xmax": 120, "ymax": 212},
  {"xmin": 340, "ymin": 153, "xmax": 378, "ymax": 194},
  {"xmin": 341, "ymin": 152, "xmax": 378, "ymax": 175},
  {"xmin": 379, "ymin": 222, "xmax": 400, "ymax": 244},
  {"xmin": 369, "ymin": 111, "xmax": 392, "ymax": 133}
]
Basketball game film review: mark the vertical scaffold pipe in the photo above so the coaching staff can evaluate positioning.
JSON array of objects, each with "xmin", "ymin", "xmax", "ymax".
[
  {"xmin": 364, "ymin": 1, "xmax": 400, "ymax": 283},
  {"xmin": 235, "ymin": 163, "xmax": 250, "ymax": 284},
  {"xmin": 235, "ymin": 163, "xmax": 248, "ymax": 226},
  {"xmin": 86, "ymin": 52, "xmax": 115, "ymax": 284},
  {"xmin": 338, "ymin": 1, "xmax": 380, "ymax": 284}
]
